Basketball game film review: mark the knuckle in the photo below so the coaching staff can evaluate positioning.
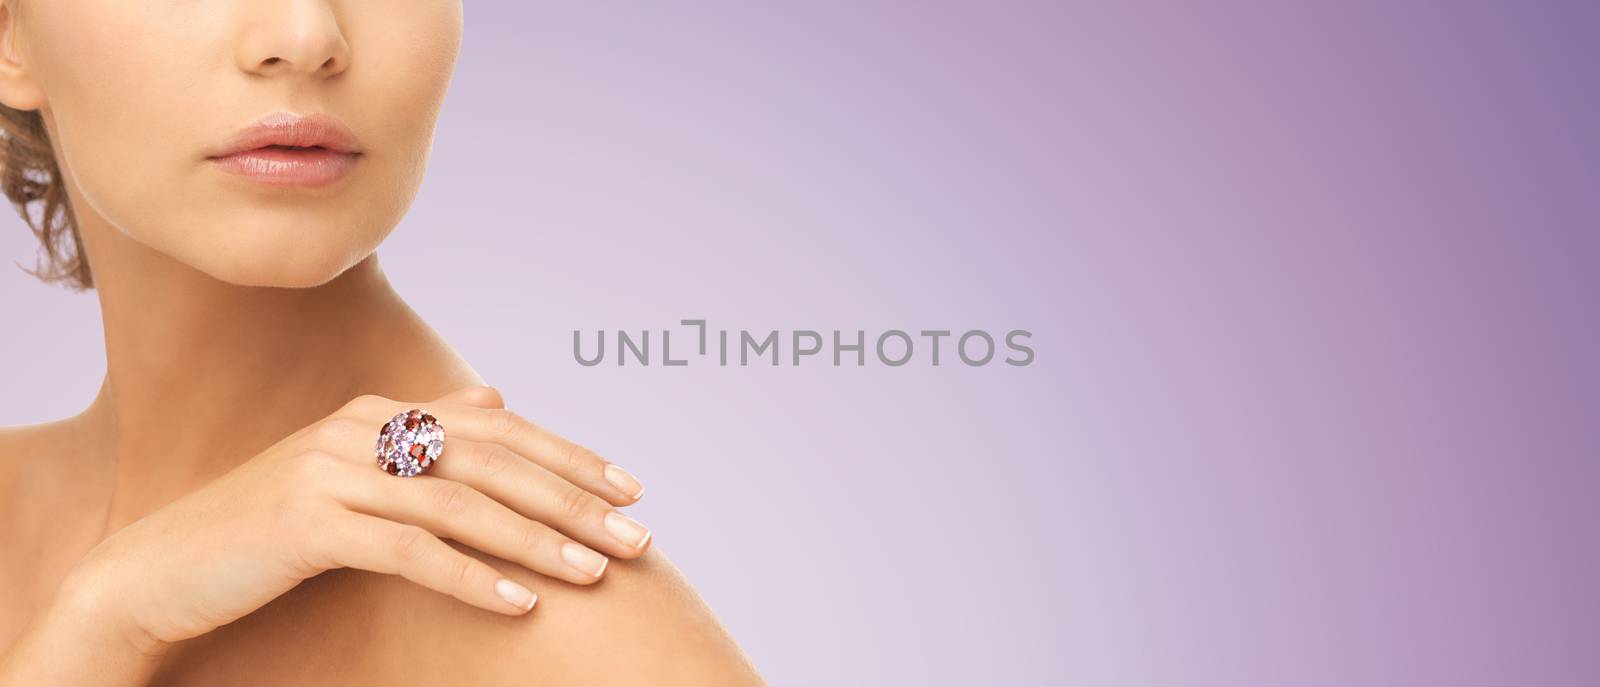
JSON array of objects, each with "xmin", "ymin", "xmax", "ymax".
[
  {"xmin": 447, "ymin": 554, "xmax": 477, "ymax": 587},
  {"xmin": 286, "ymin": 523, "xmax": 331, "ymax": 574},
  {"xmin": 393, "ymin": 525, "xmax": 430, "ymax": 561},
  {"xmin": 289, "ymin": 546, "xmax": 326, "ymax": 577},
  {"xmin": 518, "ymin": 522, "xmax": 549, "ymax": 552},
  {"xmin": 473, "ymin": 444, "xmax": 516, "ymax": 478},
  {"xmin": 485, "ymin": 408, "xmax": 521, "ymax": 437},
  {"xmin": 287, "ymin": 450, "xmax": 338, "ymax": 481},
  {"xmin": 557, "ymin": 484, "xmax": 594, "ymax": 521},
  {"xmin": 312, "ymin": 416, "xmax": 364, "ymax": 445},
  {"xmin": 431, "ymin": 481, "xmax": 471, "ymax": 515},
  {"xmin": 565, "ymin": 442, "xmax": 598, "ymax": 475},
  {"xmin": 469, "ymin": 386, "xmax": 506, "ymax": 409},
  {"xmin": 343, "ymin": 393, "xmax": 388, "ymax": 415}
]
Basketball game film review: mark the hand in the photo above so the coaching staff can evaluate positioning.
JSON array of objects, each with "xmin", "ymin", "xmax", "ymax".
[{"xmin": 34, "ymin": 387, "xmax": 652, "ymax": 665}]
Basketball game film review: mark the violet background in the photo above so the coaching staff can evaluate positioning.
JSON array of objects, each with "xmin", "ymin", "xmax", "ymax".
[{"xmin": 4, "ymin": 2, "xmax": 1597, "ymax": 685}]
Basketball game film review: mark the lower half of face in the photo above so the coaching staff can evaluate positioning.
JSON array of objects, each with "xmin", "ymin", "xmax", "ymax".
[{"xmin": 29, "ymin": 0, "xmax": 464, "ymax": 288}]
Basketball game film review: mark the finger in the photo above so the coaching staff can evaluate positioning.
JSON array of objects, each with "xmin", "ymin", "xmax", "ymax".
[
  {"xmin": 325, "ymin": 460, "xmax": 614, "ymax": 585},
  {"xmin": 313, "ymin": 422, "xmax": 653, "ymax": 559},
  {"xmin": 315, "ymin": 510, "xmax": 538, "ymax": 615},
  {"xmin": 435, "ymin": 403, "xmax": 645, "ymax": 505},
  {"xmin": 430, "ymin": 385, "xmax": 506, "ymax": 410},
  {"xmin": 341, "ymin": 396, "xmax": 645, "ymax": 506},
  {"xmin": 428, "ymin": 438, "xmax": 652, "ymax": 558}
]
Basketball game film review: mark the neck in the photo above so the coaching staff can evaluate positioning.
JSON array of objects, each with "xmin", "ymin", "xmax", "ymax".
[{"xmin": 71, "ymin": 210, "xmax": 480, "ymax": 532}]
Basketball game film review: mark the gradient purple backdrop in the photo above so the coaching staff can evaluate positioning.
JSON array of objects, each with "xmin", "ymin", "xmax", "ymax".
[{"xmin": 4, "ymin": 2, "xmax": 1596, "ymax": 685}]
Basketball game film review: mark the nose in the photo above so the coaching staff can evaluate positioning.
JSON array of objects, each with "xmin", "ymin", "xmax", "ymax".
[{"xmin": 235, "ymin": 1, "xmax": 351, "ymax": 78}]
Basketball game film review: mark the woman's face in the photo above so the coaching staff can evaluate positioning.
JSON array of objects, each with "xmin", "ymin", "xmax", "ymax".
[{"xmin": 1, "ymin": 0, "xmax": 463, "ymax": 287}]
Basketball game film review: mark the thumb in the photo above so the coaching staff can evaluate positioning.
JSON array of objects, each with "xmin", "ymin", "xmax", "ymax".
[{"xmin": 431, "ymin": 385, "xmax": 505, "ymax": 409}]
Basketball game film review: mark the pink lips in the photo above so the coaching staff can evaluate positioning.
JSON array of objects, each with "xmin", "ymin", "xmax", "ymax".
[{"xmin": 206, "ymin": 111, "xmax": 363, "ymax": 188}]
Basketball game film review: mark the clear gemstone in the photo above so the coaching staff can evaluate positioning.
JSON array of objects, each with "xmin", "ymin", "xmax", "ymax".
[{"xmin": 427, "ymin": 439, "xmax": 444, "ymax": 458}]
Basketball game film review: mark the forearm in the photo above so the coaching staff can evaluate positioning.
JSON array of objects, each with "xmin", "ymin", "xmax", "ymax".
[{"xmin": 0, "ymin": 575, "xmax": 169, "ymax": 687}]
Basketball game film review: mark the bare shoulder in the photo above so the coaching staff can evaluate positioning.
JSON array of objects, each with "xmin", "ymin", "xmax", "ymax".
[
  {"xmin": 0, "ymin": 417, "xmax": 94, "ymax": 537},
  {"xmin": 0, "ymin": 416, "xmax": 105, "ymax": 518},
  {"xmin": 0, "ymin": 418, "xmax": 101, "ymax": 645},
  {"xmin": 0, "ymin": 420, "xmax": 49, "ymax": 484},
  {"xmin": 0, "ymin": 426, "xmax": 28, "ymax": 646},
  {"xmin": 0, "ymin": 424, "xmax": 24, "ymax": 501},
  {"xmin": 364, "ymin": 542, "xmax": 767, "ymax": 686},
  {"xmin": 0, "ymin": 423, "xmax": 42, "ymax": 552}
]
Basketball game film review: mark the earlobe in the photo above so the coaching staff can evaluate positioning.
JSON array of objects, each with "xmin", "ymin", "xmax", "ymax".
[{"xmin": 0, "ymin": 3, "xmax": 46, "ymax": 111}]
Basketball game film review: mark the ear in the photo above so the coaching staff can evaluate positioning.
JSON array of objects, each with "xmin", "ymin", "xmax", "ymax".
[{"xmin": 0, "ymin": 1, "xmax": 46, "ymax": 111}]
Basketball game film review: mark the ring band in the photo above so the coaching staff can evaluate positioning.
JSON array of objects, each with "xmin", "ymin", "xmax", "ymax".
[{"xmin": 375, "ymin": 408, "xmax": 446, "ymax": 477}]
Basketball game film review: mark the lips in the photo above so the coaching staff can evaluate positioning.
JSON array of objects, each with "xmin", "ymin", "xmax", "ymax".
[{"xmin": 207, "ymin": 111, "xmax": 363, "ymax": 188}]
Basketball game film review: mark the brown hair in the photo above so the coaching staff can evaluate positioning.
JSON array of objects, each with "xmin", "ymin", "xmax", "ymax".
[{"xmin": 0, "ymin": 104, "xmax": 88, "ymax": 290}]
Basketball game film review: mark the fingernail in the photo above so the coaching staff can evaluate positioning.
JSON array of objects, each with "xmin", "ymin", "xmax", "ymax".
[
  {"xmin": 604, "ymin": 463, "xmax": 645, "ymax": 500},
  {"xmin": 561, "ymin": 542, "xmax": 610, "ymax": 578},
  {"xmin": 495, "ymin": 578, "xmax": 537, "ymax": 611},
  {"xmin": 604, "ymin": 511, "xmax": 652, "ymax": 549}
]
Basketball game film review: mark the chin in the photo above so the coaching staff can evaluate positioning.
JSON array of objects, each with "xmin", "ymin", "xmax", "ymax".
[{"xmin": 186, "ymin": 240, "xmax": 365, "ymax": 289}]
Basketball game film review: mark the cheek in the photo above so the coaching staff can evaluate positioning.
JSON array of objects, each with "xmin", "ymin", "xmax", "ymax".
[
  {"xmin": 33, "ymin": 0, "xmax": 462, "ymax": 288},
  {"xmin": 36, "ymin": 4, "xmax": 257, "ymax": 282},
  {"xmin": 35, "ymin": 4, "xmax": 202, "ymax": 242},
  {"xmin": 356, "ymin": 6, "xmax": 464, "ymax": 173}
]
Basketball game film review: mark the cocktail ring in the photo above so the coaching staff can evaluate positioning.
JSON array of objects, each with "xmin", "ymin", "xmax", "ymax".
[{"xmin": 375, "ymin": 408, "xmax": 446, "ymax": 477}]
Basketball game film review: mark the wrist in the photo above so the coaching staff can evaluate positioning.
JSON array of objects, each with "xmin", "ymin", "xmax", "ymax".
[
  {"xmin": 54, "ymin": 566, "xmax": 172, "ymax": 659},
  {"xmin": 0, "ymin": 581, "xmax": 168, "ymax": 687}
]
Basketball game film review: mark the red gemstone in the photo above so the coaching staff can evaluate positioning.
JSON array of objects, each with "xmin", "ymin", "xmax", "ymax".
[{"xmin": 422, "ymin": 414, "xmax": 437, "ymax": 425}]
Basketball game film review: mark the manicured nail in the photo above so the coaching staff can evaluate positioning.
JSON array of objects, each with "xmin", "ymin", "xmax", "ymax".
[
  {"xmin": 604, "ymin": 511, "xmax": 652, "ymax": 549},
  {"xmin": 604, "ymin": 463, "xmax": 645, "ymax": 499},
  {"xmin": 495, "ymin": 578, "xmax": 537, "ymax": 611},
  {"xmin": 561, "ymin": 542, "xmax": 609, "ymax": 578}
]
